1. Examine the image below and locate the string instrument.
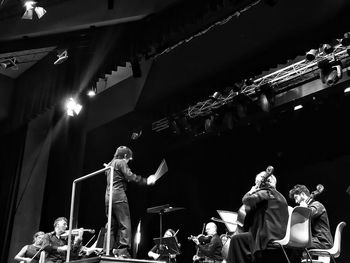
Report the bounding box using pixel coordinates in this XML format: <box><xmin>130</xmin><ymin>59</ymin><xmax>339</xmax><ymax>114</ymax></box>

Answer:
<box><xmin>60</xmin><ymin>228</ymin><xmax>95</xmax><ymax>237</ymax></box>
<box><xmin>236</xmin><ymin>166</ymin><xmax>274</xmax><ymax>232</ymax></box>
<box><xmin>308</xmin><ymin>184</ymin><xmax>324</xmax><ymax>203</ymax></box>
<box><xmin>188</xmin><ymin>234</ymin><xmax>212</xmax><ymax>244</ymax></box>
<box><xmin>190</xmin><ymin>223</ymin><xmax>205</xmax><ymax>262</ymax></box>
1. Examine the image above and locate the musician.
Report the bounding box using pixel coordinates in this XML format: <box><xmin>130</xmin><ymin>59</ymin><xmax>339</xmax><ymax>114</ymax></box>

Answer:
<box><xmin>191</xmin><ymin>222</ymin><xmax>223</xmax><ymax>262</ymax></box>
<box><xmin>148</xmin><ymin>228</ymin><xmax>180</xmax><ymax>263</ymax></box>
<box><xmin>289</xmin><ymin>184</ymin><xmax>333</xmax><ymax>249</ymax></box>
<box><xmin>41</xmin><ymin>217</ymin><xmax>84</xmax><ymax>263</ymax></box>
<box><xmin>14</xmin><ymin>231</ymin><xmax>45</xmax><ymax>263</ymax></box>
<box><xmin>105</xmin><ymin>146</ymin><xmax>156</xmax><ymax>258</ymax></box>
<box><xmin>227</xmin><ymin>171</ymin><xmax>289</xmax><ymax>263</ymax></box>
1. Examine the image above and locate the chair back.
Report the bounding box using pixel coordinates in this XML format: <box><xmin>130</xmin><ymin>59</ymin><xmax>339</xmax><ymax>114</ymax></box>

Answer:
<box><xmin>328</xmin><ymin>221</ymin><xmax>346</xmax><ymax>258</ymax></box>
<box><xmin>288</xmin><ymin>206</ymin><xmax>312</xmax><ymax>248</ymax></box>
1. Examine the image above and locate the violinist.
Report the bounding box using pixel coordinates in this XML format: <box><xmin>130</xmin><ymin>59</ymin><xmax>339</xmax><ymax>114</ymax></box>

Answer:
<box><xmin>41</xmin><ymin>217</ymin><xmax>84</xmax><ymax>263</ymax></box>
<box><xmin>289</xmin><ymin>184</ymin><xmax>333</xmax><ymax>249</ymax></box>
<box><xmin>227</xmin><ymin>170</ymin><xmax>288</xmax><ymax>263</ymax></box>
<box><xmin>148</xmin><ymin>229</ymin><xmax>180</xmax><ymax>263</ymax></box>
<box><xmin>190</xmin><ymin>222</ymin><xmax>223</xmax><ymax>262</ymax></box>
<box><xmin>14</xmin><ymin>231</ymin><xmax>45</xmax><ymax>263</ymax></box>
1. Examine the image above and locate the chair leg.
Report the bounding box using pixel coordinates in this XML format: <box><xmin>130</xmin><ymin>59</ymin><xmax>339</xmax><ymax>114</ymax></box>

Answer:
<box><xmin>304</xmin><ymin>249</ymin><xmax>313</xmax><ymax>263</ymax></box>
<box><xmin>278</xmin><ymin>244</ymin><xmax>290</xmax><ymax>263</ymax></box>
<box><xmin>330</xmin><ymin>255</ymin><xmax>337</xmax><ymax>263</ymax></box>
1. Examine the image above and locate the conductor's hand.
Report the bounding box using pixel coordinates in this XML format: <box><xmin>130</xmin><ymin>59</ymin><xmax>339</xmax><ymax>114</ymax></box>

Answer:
<box><xmin>147</xmin><ymin>174</ymin><xmax>156</xmax><ymax>185</ymax></box>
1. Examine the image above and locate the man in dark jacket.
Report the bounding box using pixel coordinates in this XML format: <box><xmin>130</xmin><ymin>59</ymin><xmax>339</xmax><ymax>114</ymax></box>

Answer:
<box><xmin>105</xmin><ymin>146</ymin><xmax>156</xmax><ymax>258</ymax></box>
<box><xmin>192</xmin><ymin>222</ymin><xmax>223</xmax><ymax>263</ymax></box>
<box><xmin>289</xmin><ymin>184</ymin><xmax>333</xmax><ymax>249</ymax></box>
<box><xmin>227</xmin><ymin>171</ymin><xmax>289</xmax><ymax>263</ymax></box>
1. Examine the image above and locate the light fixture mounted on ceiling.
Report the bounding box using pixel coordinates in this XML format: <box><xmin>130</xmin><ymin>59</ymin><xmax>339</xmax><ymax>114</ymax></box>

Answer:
<box><xmin>54</xmin><ymin>50</ymin><xmax>68</xmax><ymax>65</ymax></box>
<box><xmin>0</xmin><ymin>57</ymin><xmax>18</xmax><ymax>70</ymax></box>
<box><xmin>22</xmin><ymin>1</ymin><xmax>46</xmax><ymax>20</ymax></box>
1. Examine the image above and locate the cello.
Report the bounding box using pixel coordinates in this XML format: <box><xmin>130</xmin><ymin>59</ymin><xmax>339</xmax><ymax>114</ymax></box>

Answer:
<box><xmin>236</xmin><ymin>166</ymin><xmax>274</xmax><ymax>232</ymax></box>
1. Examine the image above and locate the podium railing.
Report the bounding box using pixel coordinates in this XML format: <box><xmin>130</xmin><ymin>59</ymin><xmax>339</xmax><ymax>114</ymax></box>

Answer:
<box><xmin>66</xmin><ymin>165</ymin><xmax>114</xmax><ymax>262</ymax></box>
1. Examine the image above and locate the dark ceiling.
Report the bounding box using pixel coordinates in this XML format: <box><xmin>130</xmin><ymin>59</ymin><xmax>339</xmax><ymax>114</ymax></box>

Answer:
<box><xmin>1</xmin><ymin>0</ymin><xmax>350</xmax><ymax>128</ymax></box>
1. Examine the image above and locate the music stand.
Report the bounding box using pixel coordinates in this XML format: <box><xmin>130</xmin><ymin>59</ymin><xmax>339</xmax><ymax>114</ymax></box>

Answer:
<box><xmin>147</xmin><ymin>204</ymin><xmax>184</xmax><ymax>251</ymax></box>
<box><xmin>153</xmin><ymin>236</ymin><xmax>180</xmax><ymax>256</ymax></box>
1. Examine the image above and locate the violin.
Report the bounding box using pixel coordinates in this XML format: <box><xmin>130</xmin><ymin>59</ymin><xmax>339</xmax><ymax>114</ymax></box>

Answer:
<box><xmin>60</xmin><ymin>228</ymin><xmax>95</xmax><ymax>237</ymax></box>
<box><xmin>188</xmin><ymin>234</ymin><xmax>212</xmax><ymax>244</ymax></box>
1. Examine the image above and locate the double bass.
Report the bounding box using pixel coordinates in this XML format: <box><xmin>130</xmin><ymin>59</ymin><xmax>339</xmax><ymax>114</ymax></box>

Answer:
<box><xmin>236</xmin><ymin>166</ymin><xmax>274</xmax><ymax>232</ymax></box>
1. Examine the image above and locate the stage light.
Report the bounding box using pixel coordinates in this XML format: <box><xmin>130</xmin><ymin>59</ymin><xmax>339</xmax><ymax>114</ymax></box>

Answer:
<box><xmin>255</xmin><ymin>83</ymin><xmax>275</xmax><ymax>112</ymax></box>
<box><xmin>87</xmin><ymin>89</ymin><xmax>96</xmax><ymax>97</ymax></box>
<box><xmin>210</xmin><ymin>91</ymin><xmax>221</xmax><ymax>100</ymax></box>
<box><xmin>54</xmin><ymin>50</ymin><xmax>68</xmax><ymax>65</ymax></box>
<box><xmin>65</xmin><ymin>98</ymin><xmax>82</xmax><ymax>116</ymax></box>
<box><xmin>131</xmin><ymin>129</ymin><xmax>142</xmax><ymax>140</ymax></box>
<box><xmin>294</xmin><ymin>104</ymin><xmax>303</xmax><ymax>111</ymax></box>
<box><xmin>322</xmin><ymin>44</ymin><xmax>334</xmax><ymax>54</ymax></box>
<box><xmin>318</xmin><ymin>59</ymin><xmax>342</xmax><ymax>86</ymax></box>
<box><xmin>341</xmin><ymin>32</ymin><xmax>350</xmax><ymax>46</ymax></box>
<box><xmin>0</xmin><ymin>57</ymin><xmax>18</xmax><ymax>70</ymax></box>
<box><xmin>305</xmin><ymin>49</ymin><xmax>318</xmax><ymax>61</ymax></box>
<box><xmin>22</xmin><ymin>1</ymin><xmax>46</xmax><ymax>20</ymax></box>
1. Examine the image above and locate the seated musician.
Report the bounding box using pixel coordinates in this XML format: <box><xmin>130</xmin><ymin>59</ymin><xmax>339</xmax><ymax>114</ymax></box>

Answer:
<box><xmin>148</xmin><ymin>229</ymin><xmax>180</xmax><ymax>263</ymax></box>
<box><xmin>289</xmin><ymin>184</ymin><xmax>333</xmax><ymax>249</ymax></box>
<box><xmin>227</xmin><ymin>171</ymin><xmax>289</xmax><ymax>263</ymax></box>
<box><xmin>191</xmin><ymin>222</ymin><xmax>223</xmax><ymax>263</ymax></box>
<box><xmin>14</xmin><ymin>231</ymin><xmax>45</xmax><ymax>263</ymax></box>
<box><xmin>41</xmin><ymin>217</ymin><xmax>84</xmax><ymax>263</ymax></box>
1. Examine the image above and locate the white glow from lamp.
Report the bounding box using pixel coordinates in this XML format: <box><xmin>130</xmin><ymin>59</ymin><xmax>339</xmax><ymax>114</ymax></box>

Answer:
<box><xmin>87</xmin><ymin>89</ymin><xmax>96</xmax><ymax>97</ymax></box>
<box><xmin>65</xmin><ymin>98</ymin><xmax>82</xmax><ymax>116</ymax></box>
<box><xmin>22</xmin><ymin>1</ymin><xmax>46</xmax><ymax>20</ymax></box>
<box><xmin>344</xmin><ymin>87</ymin><xmax>350</xmax><ymax>94</ymax></box>
<box><xmin>294</xmin><ymin>104</ymin><xmax>303</xmax><ymax>111</ymax></box>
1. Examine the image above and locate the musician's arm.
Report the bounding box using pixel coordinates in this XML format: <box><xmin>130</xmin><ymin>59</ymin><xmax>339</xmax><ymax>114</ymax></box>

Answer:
<box><xmin>242</xmin><ymin>189</ymin><xmax>272</xmax><ymax>207</ymax></box>
<box><xmin>308</xmin><ymin>201</ymin><xmax>325</xmax><ymax>218</ymax></box>
<box><xmin>14</xmin><ymin>245</ymin><xmax>31</xmax><ymax>263</ymax></box>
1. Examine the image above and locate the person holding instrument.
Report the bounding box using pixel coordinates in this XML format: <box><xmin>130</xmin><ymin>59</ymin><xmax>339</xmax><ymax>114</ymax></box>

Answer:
<box><xmin>105</xmin><ymin>146</ymin><xmax>156</xmax><ymax>258</ymax></box>
<box><xmin>148</xmin><ymin>229</ymin><xmax>180</xmax><ymax>263</ymax></box>
<box><xmin>14</xmin><ymin>231</ymin><xmax>45</xmax><ymax>263</ymax></box>
<box><xmin>41</xmin><ymin>217</ymin><xmax>84</xmax><ymax>263</ymax></box>
<box><xmin>289</xmin><ymin>184</ymin><xmax>333</xmax><ymax>249</ymax></box>
<box><xmin>190</xmin><ymin>222</ymin><xmax>223</xmax><ymax>262</ymax></box>
<box><xmin>227</xmin><ymin>169</ymin><xmax>289</xmax><ymax>263</ymax></box>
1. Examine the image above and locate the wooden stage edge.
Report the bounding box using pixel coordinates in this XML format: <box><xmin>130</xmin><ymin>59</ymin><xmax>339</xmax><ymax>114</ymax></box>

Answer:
<box><xmin>68</xmin><ymin>255</ymin><xmax>165</xmax><ymax>263</ymax></box>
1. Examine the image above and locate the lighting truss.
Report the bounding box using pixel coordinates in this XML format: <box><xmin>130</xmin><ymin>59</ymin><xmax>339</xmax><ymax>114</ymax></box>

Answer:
<box><xmin>185</xmin><ymin>44</ymin><xmax>350</xmax><ymax>118</ymax></box>
<box><xmin>152</xmin><ymin>42</ymin><xmax>350</xmax><ymax>130</ymax></box>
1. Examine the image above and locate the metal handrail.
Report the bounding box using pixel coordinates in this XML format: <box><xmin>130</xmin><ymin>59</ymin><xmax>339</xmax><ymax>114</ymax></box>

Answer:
<box><xmin>66</xmin><ymin>165</ymin><xmax>114</xmax><ymax>262</ymax></box>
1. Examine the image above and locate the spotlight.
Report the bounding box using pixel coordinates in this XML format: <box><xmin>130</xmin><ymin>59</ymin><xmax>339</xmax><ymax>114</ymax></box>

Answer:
<box><xmin>210</xmin><ymin>91</ymin><xmax>221</xmax><ymax>101</ymax></box>
<box><xmin>0</xmin><ymin>57</ymin><xmax>18</xmax><ymax>70</ymax></box>
<box><xmin>22</xmin><ymin>1</ymin><xmax>46</xmax><ymax>20</ymax></box>
<box><xmin>341</xmin><ymin>32</ymin><xmax>350</xmax><ymax>46</ymax></box>
<box><xmin>65</xmin><ymin>98</ymin><xmax>82</xmax><ymax>116</ymax></box>
<box><xmin>87</xmin><ymin>85</ymin><xmax>97</xmax><ymax>97</ymax></box>
<box><xmin>322</xmin><ymin>44</ymin><xmax>334</xmax><ymax>54</ymax></box>
<box><xmin>255</xmin><ymin>83</ymin><xmax>275</xmax><ymax>112</ymax></box>
<box><xmin>131</xmin><ymin>129</ymin><xmax>142</xmax><ymax>140</ymax></box>
<box><xmin>294</xmin><ymin>104</ymin><xmax>303</xmax><ymax>111</ymax></box>
<box><xmin>54</xmin><ymin>50</ymin><xmax>68</xmax><ymax>65</ymax></box>
<box><xmin>318</xmin><ymin>59</ymin><xmax>342</xmax><ymax>86</ymax></box>
<box><xmin>305</xmin><ymin>49</ymin><xmax>318</xmax><ymax>61</ymax></box>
